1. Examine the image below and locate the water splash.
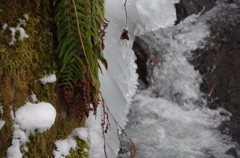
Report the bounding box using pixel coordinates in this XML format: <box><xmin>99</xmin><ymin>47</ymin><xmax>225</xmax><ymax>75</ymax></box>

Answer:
<box><xmin>119</xmin><ymin>3</ymin><xmax>239</xmax><ymax>158</ymax></box>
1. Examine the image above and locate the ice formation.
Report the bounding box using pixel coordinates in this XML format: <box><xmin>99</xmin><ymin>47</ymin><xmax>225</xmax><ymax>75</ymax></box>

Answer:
<box><xmin>86</xmin><ymin>0</ymin><xmax>179</xmax><ymax>157</ymax></box>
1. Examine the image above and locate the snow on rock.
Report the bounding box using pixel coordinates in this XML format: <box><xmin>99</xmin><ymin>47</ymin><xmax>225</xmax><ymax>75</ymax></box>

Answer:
<box><xmin>55</xmin><ymin>139</ymin><xmax>77</xmax><ymax>157</ymax></box>
<box><xmin>86</xmin><ymin>0</ymin><xmax>179</xmax><ymax>157</ymax></box>
<box><xmin>72</xmin><ymin>128</ymin><xmax>89</xmax><ymax>141</ymax></box>
<box><xmin>12</xmin><ymin>124</ymin><xmax>29</xmax><ymax>144</ymax></box>
<box><xmin>5</xmin><ymin>14</ymin><xmax>30</xmax><ymax>45</ymax></box>
<box><xmin>15</xmin><ymin>26</ymin><xmax>29</xmax><ymax>40</ymax></box>
<box><xmin>134</xmin><ymin>0</ymin><xmax>179</xmax><ymax>33</ymax></box>
<box><xmin>0</xmin><ymin>106</ymin><xmax>4</xmax><ymax>130</ymax></box>
<box><xmin>8</xmin><ymin>101</ymin><xmax>56</xmax><ymax>157</ymax></box>
<box><xmin>0</xmin><ymin>119</ymin><xmax>5</xmax><ymax>130</ymax></box>
<box><xmin>23</xmin><ymin>14</ymin><xmax>29</xmax><ymax>21</ymax></box>
<box><xmin>7</xmin><ymin>139</ymin><xmax>22</xmax><ymax>158</ymax></box>
<box><xmin>9</xmin><ymin>27</ymin><xmax>17</xmax><ymax>46</ymax></box>
<box><xmin>53</xmin><ymin>127</ymin><xmax>89</xmax><ymax>158</ymax></box>
<box><xmin>8</xmin><ymin>26</ymin><xmax>29</xmax><ymax>45</ymax></box>
<box><xmin>39</xmin><ymin>73</ymin><xmax>57</xmax><ymax>84</ymax></box>
<box><xmin>15</xmin><ymin>102</ymin><xmax>56</xmax><ymax>133</ymax></box>
<box><xmin>30</xmin><ymin>92</ymin><xmax>38</xmax><ymax>103</ymax></box>
<box><xmin>2</xmin><ymin>23</ymin><xmax>8</xmax><ymax>30</ymax></box>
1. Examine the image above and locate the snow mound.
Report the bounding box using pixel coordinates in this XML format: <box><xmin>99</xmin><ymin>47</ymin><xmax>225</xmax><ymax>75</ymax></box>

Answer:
<box><xmin>15</xmin><ymin>102</ymin><xmax>56</xmax><ymax>133</ymax></box>
<box><xmin>8</xmin><ymin>101</ymin><xmax>56</xmax><ymax>157</ymax></box>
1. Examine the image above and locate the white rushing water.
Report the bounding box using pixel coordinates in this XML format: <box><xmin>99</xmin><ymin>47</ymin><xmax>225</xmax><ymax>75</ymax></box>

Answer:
<box><xmin>118</xmin><ymin>3</ymin><xmax>240</xmax><ymax>158</ymax></box>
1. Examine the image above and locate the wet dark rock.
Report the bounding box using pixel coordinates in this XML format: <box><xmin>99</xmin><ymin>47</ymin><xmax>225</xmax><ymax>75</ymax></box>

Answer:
<box><xmin>226</xmin><ymin>147</ymin><xmax>238</xmax><ymax>157</ymax></box>
<box><xmin>191</xmin><ymin>11</ymin><xmax>240</xmax><ymax>145</ymax></box>
<box><xmin>175</xmin><ymin>0</ymin><xmax>216</xmax><ymax>24</ymax></box>
<box><xmin>224</xmin><ymin>0</ymin><xmax>238</xmax><ymax>4</ymax></box>
<box><xmin>133</xmin><ymin>37</ymin><xmax>150</xmax><ymax>89</ymax></box>
<box><xmin>133</xmin><ymin>37</ymin><xmax>164</xmax><ymax>90</ymax></box>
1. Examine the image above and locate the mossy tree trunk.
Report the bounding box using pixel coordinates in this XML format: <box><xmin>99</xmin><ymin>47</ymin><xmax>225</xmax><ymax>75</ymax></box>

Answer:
<box><xmin>0</xmin><ymin>0</ymin><xmax>104</xmax><ymax>157</ymax></box>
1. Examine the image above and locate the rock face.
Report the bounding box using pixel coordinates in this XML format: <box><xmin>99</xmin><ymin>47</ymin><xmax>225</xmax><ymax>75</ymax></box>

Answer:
<box><xmin>192</xmin><ymin>8</ymin><xmax>240</xmax><ymax>146</ymax></box>
<box><xmin>134</xmin><ymin>0</ymin><xmax>220</xmax><ymax>86</ymax></box>
<box><xmin>133</xmin><ymin>39</ymin><xmax>150</xmax><ymax>89</ymax></box>
<box><xmin>175</xmin><ymin>0</ymin><xmax>216</xmax><ymax>24</ymax></box>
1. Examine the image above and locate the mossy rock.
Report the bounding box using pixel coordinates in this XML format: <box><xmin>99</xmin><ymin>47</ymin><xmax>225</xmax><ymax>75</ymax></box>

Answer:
<box><xmin>0</xmin><ymin>0</ymin><xmax>93</xmax><ymax>157</ymax></box>
<box><xmin>67</xmin><ymin>137</ymin><xmax>90</xmax><ymax>158</ymax></box>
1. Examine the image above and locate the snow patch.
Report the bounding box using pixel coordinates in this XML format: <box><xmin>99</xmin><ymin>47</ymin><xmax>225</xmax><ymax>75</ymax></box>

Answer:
<box><xmin>53</xmin><ymin>127</ymin><xmax>89</xmax><ymax>157</ymax></box>
<box><xmin>2</xmin><ymin>23</ymin><xmax>8</xmax><ymax>30</ymax></box>
<box><xmin>135</xmin><ymin>0</ymin><xmax>178</xmax><ymax>33</ymax></box>
<box><xmin>15</xmin><ymin>27</ymin><xmax>29</xmax><ymax>40</ymax></box>
<box><xmin>23</xmin><ymin>14</ymin><xmax>29</xmax><ymax>21</ymax></box>
<box><xmin>12</xmin><ymin>124</ymin><xmax>29</xmax><ymax>145</ymax></box>
<box><xmin>7</xmin><ymin>101</ymin><xmax>56</xmax><ymax>157</ymax></box>
<box><xmin>0</xmin><ymin>119</ymin><xmax>5</xmax><ymax>130</ymax></box>
<box><xmin>72</xmin><ymin>128</ymin><xmax>89</xmax><ymax>141</ymax></box>
<box><xmin>9</xmin><ymin>27</ymin><xmax>17</xmax><ymax>46</ymax></box>
<box><xmin>8</xmin><ymin>26</ymin><xmax>29</xmax><ymax>45</ymax></box>
<box><xmin>0</xmin><ymin>106</ymin><xmax>5</xmax><ymax>130</ymax></box>
<box><xmin>30</xmin><ymin>92</ymin><xmax>38</xmax><ymax>103</ymax></box>
<box><xmin>15</xmin><ymin>102</ymin><xmax>56</xmax><ymax>133</ymax></box>
<box><xmin>7</xmin><ymin>139</ymin><xmax>22</xmax><ymax>158</ymax></box>
<box><xmin>55</xmin><ymin>139</ymin><xmax>77</xmax><ymax>157</ymax></box>
<box><xmin>39</xmin><ymin>73</ymin><xmax>57</xmax><ymax>84</ymax></box>
<box><xmin>4</xmin><ymin>14</ymin><xmax>30</xmax><ymax>45</ymax></box>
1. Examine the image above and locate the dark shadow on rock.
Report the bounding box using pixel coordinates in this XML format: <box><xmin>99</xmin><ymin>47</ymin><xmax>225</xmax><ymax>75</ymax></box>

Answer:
<box><xmin>133</xmin><ymin>40</ymin><xmax>150</xmax><ymax>89</ymax></box>
<box><xmin>175</xmin><ymin>0</ymin><xmax>216</xmax><ymax>24</ymax></box>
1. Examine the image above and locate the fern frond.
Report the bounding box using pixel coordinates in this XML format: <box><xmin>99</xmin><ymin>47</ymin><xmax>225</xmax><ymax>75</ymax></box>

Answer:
<box><xmin>55</xmin><ymin>0</ymin><xmax>107</xmax><ymax>115</ymax></box>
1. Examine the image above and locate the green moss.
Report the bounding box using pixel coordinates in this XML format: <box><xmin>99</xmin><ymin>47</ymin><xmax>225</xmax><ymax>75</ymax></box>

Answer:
<box><xmin>67</xmin><ymin>137</ymin><xmax>90</xmax><ymax>158</ymax></box>
<box><xmin>0</xmin><ymin>0</ymin><xmax>55</xmax><ymax>100</ymax></box>
<box><xmin>0</xmin><ymin>0</ymin><xmax>105</xmax><ymax>157</ymax></box>
<box><xmin>0</xmin><ymin>44</ymin><xmax>6</xmax><ymax>53</ymax></box>
<box><xmin>25</xmin><ymin>133</ymin><xmax>51</xmax><ymax>158</ymax></box>
<box><xmin>0</xmin><ymin>0</ymin><xmax>59</xmax><ymax>157</ymax></box>
<box><xmin>0</xmin><ymin>102</ymin><xmax>13</xmax><ymax>157</ymax></box>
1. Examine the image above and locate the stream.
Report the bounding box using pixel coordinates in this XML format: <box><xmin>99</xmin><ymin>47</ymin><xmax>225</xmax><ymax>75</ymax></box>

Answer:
<box><xmin>118</xmin><ymin>3</ymin><xmax>240</xmax><ymax>158</ymax></box>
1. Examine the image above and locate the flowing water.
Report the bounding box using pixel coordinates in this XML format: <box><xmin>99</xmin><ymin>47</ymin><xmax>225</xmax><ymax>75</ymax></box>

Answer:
<box><xmin>118</xmin><ymin>3</ymin><xmax>240</xmax><ymax>158</ymax></box>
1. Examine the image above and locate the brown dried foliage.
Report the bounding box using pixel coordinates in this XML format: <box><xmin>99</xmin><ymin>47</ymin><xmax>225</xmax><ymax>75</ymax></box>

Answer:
<box><xmin>98</xmin><ymin>1</ymin><xmax>136</xmax><ymax>157</ymax></box>
<box><xmin>62</xmin><ymin>72</ymin><xmax>99</xmax><ymax>120</ymax></box>
<box><xmin>100</xmin><ymin>94</ymin><xmax>136</xmax><ymax>158</ymax></box>
<box><xmin>120</xmin><ymin>28</ymin><xmax>130</xmax><ymax>41</ymax></box>
<box><xmin>100</xmin><ymin>18</ymin><xmax>110</xmax><ymax>51</ymax></box>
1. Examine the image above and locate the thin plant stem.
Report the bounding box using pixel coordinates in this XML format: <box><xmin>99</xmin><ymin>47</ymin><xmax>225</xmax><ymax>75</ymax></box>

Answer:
<box><xmin>124</xmin><ymin>0</ymin><xmax>128</xmax><ymax>28</ymax></box>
